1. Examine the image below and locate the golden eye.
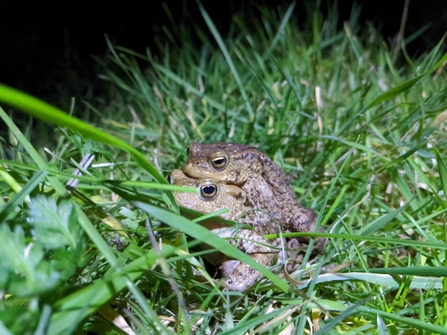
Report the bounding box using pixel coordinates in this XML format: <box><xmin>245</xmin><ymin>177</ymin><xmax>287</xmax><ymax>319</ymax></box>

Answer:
<box><xmin>200</xmin><ymin>184</ymin><xmax>218</xmax><ymax>199</ymax></box>
<box><xmin>211</xmin><ymin>156</ymin><xmax>227</xmax><ymax>169</ymax></box>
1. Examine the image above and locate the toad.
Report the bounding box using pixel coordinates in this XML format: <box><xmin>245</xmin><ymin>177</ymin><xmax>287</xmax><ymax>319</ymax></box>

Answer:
<box><xmin>183</xmin><ymin>142</ymin><xmax>325</xmax><ymax>251</ymax></box>
<box><xmin>168</xmin><ymin>169</ymin><xmax>282</xmax><ymax>291</ymax></box>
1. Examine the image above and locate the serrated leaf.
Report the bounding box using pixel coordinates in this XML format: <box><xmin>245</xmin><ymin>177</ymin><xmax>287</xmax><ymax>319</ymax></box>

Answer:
<box><xmin>48</xmin><ymin>245</ymin><xmax>176</xmax><ymax>335</ymax></box>
<box><xmin>0</xmin><ymin>224</ymin><xmax>60</xmax><ymax>296</ymax></box>
<box><xmin>28</xmin><ymin>196</ymin><xmax>80</xmax><ymax>250</ymax></box>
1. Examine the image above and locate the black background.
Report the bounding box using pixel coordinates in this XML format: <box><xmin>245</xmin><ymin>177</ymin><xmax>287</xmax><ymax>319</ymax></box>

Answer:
<box><xmin>1</xmin><ymin>0</ymin><xmax>446</xmax><ymax>100</ymax></box>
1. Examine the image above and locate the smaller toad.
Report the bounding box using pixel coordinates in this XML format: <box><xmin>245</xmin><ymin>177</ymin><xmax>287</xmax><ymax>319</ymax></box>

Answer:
<box><xmin>168</xmin><ymin>169</ymin><xmax>280</xmax><ymax>291</ymax></box>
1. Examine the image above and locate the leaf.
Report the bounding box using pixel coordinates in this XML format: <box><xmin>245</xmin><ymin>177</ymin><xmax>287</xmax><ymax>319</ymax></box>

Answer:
<box><xmin>358</xmin><ymin>306</ymin><xmax>447</xmax><ymax>334</ymax></box>
<box><xmin>0</xmin><ymin>86</ymin><xmax>170</xmax><ymax>193</ymax></box>
<box><xmin>48</xmin><ymin>245</ymin><xmax>176</xmax><ymax>335</ymax></box>
<box><xmin>365</xmin><ymin>53</ymin><xmax>447</xmax><ymax>111</ymax></box>
<box><xmin>0</xmin><ymin>106</ymin><xmax>120</xmax><ymax>272</ymax></box>
<box><xmin>315</xmin><ymin>301</ymin><xmax>364</xmax><ymax>335</ymax></box>
<box><xmin>433</xmin><ymin>146</ymin><xmax>447</xmax><ymax>202</ymax></box>
<box><xmin>219</xmin><ymin>306</ymin><xmax>291</xmax><ymax>335</ymax></box>
<box><xmin>336</xmin><ymin>52</ymin><xmax>447</xmax><ymax>135</ymax></box>
<box><xmin>377</xmin><ymin>315</ymin><xmax>389</xmax><ymax>335</ymax></box>
<box><xmin>29</xmin><ymin>196</ymin><xmax>80</xmax><ymax>250</ymax></box>
<box><xmin>198</xmin><ymin>1</ymin><xmax>254</xmax><ymax>121</ymax></box>
<box><xmin>359</xmin><ymin>202</ymin><xmax>409</xmax><ymax>236</ymax></box>
<box><xmin>0</xmin><ymin>224</ymin><xmax>60</xmax><ymax>296</ymax></box>
<box><xmin>0</xmin><ymin>170</ymin><xmax>48</xmax><ymax>222</ymax></box>
<box><xmin>264</xmin><ymin>2</ymin><xmax>296</xmax><ymax>58</ymax></box>
<box><xmin>377</xmin><ymin>139</ymin><xmax>428</xmax><ymax>172</ymax></box>
<box><xmin>294</xmin><ymin>272</ymin><xmax>443</xmax><ymax>290</ymax></box>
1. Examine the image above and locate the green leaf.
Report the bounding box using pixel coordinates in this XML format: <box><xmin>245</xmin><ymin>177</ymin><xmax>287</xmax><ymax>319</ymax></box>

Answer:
<box><xmin>365</xmin><ymin>53</ymin><xmax>447</xmax><ymax>111</ymax></box>
<box><xmin>29</xmin><ymin>196</ymin><xmax>81</xmax><ymax>250</ymax></box>
<box><xmin>377</xmin><ymin>139</ymin><xmax>428</xmax><ymax>172</ymax></box>
<box><xmin>315</xmin><ymin>301</ymin><xmax>363</xmax><ymax>335</ymax></box>
<box><xmin>264</xmin><ymin>2</ymin><xmax>296</xmax><ymax>58</ymax></box>
<box><xmin>219</xmin><ymin>306</ymin><xmax>291</xmax><ymax>335</ymax></box>
<box><xmin>0</xmin><ymin>169</ymin><xmax>47</xmax><ymax>222</ymax></box>
<box><xmin>48</xmin><ymin>245</ymin><xmax>176</xmax><ymax>335</ymax></box>
<box><xmin>359</xmin><ymin>202</ymin><xmax>409</xmax><ymax>236</ymax></box>
<box><xmin>295</xmin><ymin>272</ymin><xmax>442</xmax><ymax>290</ymax></box>
<box><xmin>0</xmin><ymin>86</ymin><xmax>170</xmax><ymax>191</ymax></box>
<box><xmin>198</xmin><ymin>1</ymin><xmax>255</xmax><ymax>121</ymax></box>
<box><xmin>433</xmin><ymin>146</ymin><xmax>447</xmax><ymax>203</ymax></box>
<box><xmin>0</xmin><ymin>224</ymin><xmax>59</xmax><ymax>296</ymax></box>
<box><xmin>336</xmin><ymin>52</ymin><xmax>447</xmax><ymax>135</ymax></box>
<box><xmin>274</xmin><ymin>227</ymin><xmax>447</xmax><ymax>250</ymax></box>
<box><xmin>0</xmin><ymin>107</ymin><xmax>120</xmax><ymax>275</ymax></box>
<box><xmin>358</xmin><ymin>306</ymin><xmax>447</xmax><ymax>334</ymax></box>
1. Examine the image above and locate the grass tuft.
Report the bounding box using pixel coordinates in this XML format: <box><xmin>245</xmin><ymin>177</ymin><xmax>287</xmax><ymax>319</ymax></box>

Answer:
<box><xmin>0</xmin><ymin>1</ymin><xmax>447</xmax><ymax>334</ymax></box>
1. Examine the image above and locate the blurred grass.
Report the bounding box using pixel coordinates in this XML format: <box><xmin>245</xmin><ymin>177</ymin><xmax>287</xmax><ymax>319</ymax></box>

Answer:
<box><xmin>1</xmin><ymin>1</ymin><xmax>447</xmax><ymax>334</ymax></box>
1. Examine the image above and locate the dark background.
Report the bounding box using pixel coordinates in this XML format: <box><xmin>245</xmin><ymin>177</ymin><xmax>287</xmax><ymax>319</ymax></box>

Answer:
<box><xmin>1</xmin><ymin>0</ymin><xmax>446</xmax><ymax>101</ymax></box>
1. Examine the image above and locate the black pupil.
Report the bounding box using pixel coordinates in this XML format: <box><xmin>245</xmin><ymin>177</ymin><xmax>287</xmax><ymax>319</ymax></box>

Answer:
<box><xmin>214</xmin><ymin>158</ymin><xmax>225</xmax><ymax>165</ymax></box>
<box><xmin>166</xmin><ymin>174</ymin><xmax>172</xmax><ymax>184</ymax></box>
<box><xmin>186</xmin><ymin>147</ymin><xmax>190</xmax><ymax>156</ymax></box>
<box><xmin>202</xmin><ymin>185</ymin><xmax>216</xmax><ymax>195</ymax></box>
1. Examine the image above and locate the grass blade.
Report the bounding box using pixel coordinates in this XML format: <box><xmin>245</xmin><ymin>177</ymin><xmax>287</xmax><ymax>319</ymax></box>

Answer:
<box><xmin>197</xmin><ymin>1</ymin><xmax>255</xmax><ymax>122</ymax></box>
<box><xmin>0</xmin><ymin>85</ymin><xmax>169</xmax><ymax>188</ymax></box>
<box><xmin>0</xmin><ymin>170</ymin><xmax>47</xmax><ymax>222</ymax></box>
<box><xmin>135</xmin><ymin>202</ymin><xmax>289</xmax><ymax>292</ymax></box>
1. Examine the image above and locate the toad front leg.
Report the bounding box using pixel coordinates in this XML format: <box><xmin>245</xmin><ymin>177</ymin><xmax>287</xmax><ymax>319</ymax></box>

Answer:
<box><xmin>220</xmin><ymin>229</ymin><xmax>279</xmax><ymax>291</ymax></box>
<box><xmin>284</xmin><ymin>202</ymin><xmax>327</xmax><ymax>253</ymax></box>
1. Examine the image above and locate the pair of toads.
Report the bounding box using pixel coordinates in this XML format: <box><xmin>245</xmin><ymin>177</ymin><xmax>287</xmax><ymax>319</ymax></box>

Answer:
<box><xmin>168</xmin><ymin>142</ymin><xmax>325</xmax><ymax>291</ymax></box>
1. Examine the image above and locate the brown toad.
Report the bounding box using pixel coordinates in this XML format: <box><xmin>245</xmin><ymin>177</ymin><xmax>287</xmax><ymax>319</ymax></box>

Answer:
<box><xmin>168</xmin><ymin>169</ymin><xmax>282</xmax><ymax>291</ymax></box>
<box><xmin>183</xmin><ymin>142</ymin><xmax>325</xmax><ymax>250</ymax></box>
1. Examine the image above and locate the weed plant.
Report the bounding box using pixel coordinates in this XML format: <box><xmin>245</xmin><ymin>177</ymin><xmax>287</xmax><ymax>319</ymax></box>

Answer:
<box><xmin>0</xmin><ymin>2</ymin><xmax>447</xmax><ymax>334</ymax></box>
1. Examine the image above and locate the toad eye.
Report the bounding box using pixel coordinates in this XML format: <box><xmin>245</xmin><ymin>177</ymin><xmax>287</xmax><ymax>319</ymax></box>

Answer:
<box><xmin>166</xmin><ymin>174</ymin><xmax>173</xmax><ymax>184</ymax></box>
<box><xmin>200</xmin><ymin>184</ymin><xmax>218</xmax><ymax>199</ymax></box>
<box><xmin>211</xmin><ymin>156</ymin><xmax>227</xmax><ymax>169</ymax></box>
<box><xmin>186</xmin><ymin>146</ymin><xmax>190</xmax><ymax>156</ymax></box>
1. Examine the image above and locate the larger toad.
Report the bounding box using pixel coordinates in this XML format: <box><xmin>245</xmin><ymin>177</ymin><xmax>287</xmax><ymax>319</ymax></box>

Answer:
<box><xmin>168</xmin><ymin>169</ymin><xmax>281</xmax><ymax>291</ymax></box>
<box><xmin>183</xmin><ymin>142</ymin><xmax>325</xmax><ymax>250</ymax></box>
<box><xmin>184</xmin><ymin>142</ymin><xmax>296</xmax><ymax>200</ymax></box>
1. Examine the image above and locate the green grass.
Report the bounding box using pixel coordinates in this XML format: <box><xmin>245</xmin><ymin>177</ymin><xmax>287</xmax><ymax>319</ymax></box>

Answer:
<box><xmin>1</xmin><ymin>2</ymin><xmax>447</xmax><ymax>334</ymax></box>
